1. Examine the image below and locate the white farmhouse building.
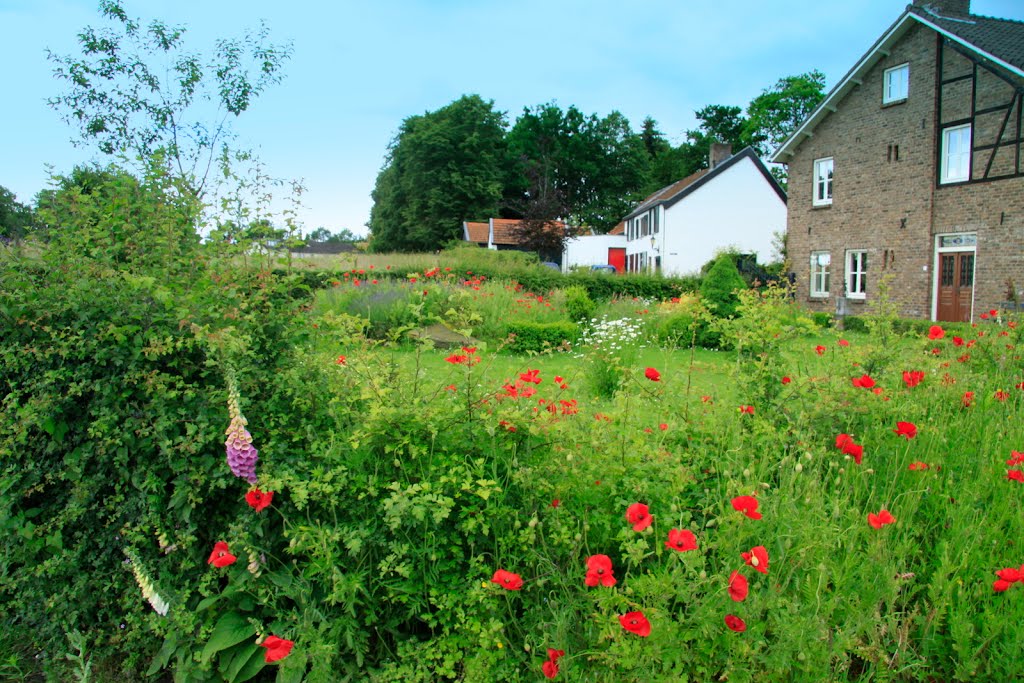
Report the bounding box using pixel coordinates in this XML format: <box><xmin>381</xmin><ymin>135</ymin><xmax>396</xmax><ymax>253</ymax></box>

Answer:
<box><xmin>623</xmin><ymin>145</ymin><xmax>787</xmax><ymax>276</ymax></box>
<box><xmin>561</xmin><ymin>222</ymin><xmax>626</xmax><ymax>273</ymax></box>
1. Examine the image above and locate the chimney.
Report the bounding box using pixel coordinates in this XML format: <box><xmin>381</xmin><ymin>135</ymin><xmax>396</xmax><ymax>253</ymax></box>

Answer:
<box><xmin>911</xmin><ymin>0</ymin><xmax>971</xmax><ymax>16</ymax></box>
<box><xmin>709</xmin><ymin>142</ymin><xmax>732</xmax><ymax>170</ymax></box>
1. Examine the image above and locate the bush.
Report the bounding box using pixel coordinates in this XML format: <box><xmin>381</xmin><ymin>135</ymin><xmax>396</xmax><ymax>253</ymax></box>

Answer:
<box><xmin>811</xmin><ymin>311</ymin><xmax>834</xmax><ymax>328</ymax></box>
<box><xmin>700</xmin><ymin>255</ymin><xmax>747</xmax><ymax>318</ymax></box>
<box><xmin>842</xmin><ymin>315</ymin><xmax>868</xmax><ymax>333</ymax></box>
<box><xmin>563</xmin><ymin>285</ymin><xmax>596</xmax><ymax>322</ymax></box>
<box><xmin>504</xmin><ymin>321</ymin><xmax>579</xmax><ymax>353</ymax></box>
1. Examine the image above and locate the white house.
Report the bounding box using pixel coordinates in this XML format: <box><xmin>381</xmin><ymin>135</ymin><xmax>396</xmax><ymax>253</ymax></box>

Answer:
<box><xmin>561</xmin><ymin>222</ymin><xmax>626</xmax><ymax>273</ymax></box>
<box><xmin>623</xmin><ymin>145</ymin><xmax>787</xmax><ymax>276</ymax></box>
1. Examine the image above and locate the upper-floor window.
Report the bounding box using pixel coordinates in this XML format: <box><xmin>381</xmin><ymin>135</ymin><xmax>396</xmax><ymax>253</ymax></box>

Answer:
<box><xmin>883</xmin><ymin>64</ymin><xmax>909</xmax><ymax>104</ymax></box>
<box><xmin>810</xmin><ymin>251</ymin><xmax>831</xmax><ymax>298</ymax></box>
<box><xmin>941</xmin><ymin>124</ymin><xmax>972</xmax><ymax>184</ymax></box>
<box><xmin>846</xmin><ymin>250</ymin><xmax>867</xmax><ymax>299</ymax></box>
<box><xmin>813</xmin><ymin>157</ymin><xmax>833</xmax><ymax>206</ymax></box>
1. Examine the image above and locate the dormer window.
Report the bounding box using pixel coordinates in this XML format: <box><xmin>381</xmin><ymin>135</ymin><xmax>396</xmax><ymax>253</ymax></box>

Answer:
<box><xmin>883</xmin><ymin>64</ymin><xmax>909</xmax><ymax>104</ymax></box>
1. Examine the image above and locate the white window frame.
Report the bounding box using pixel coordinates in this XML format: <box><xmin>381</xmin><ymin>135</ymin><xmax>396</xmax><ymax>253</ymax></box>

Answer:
<box><xmin>813</xmin><ymin>157</ymin><xmax>833</xmax><ymax>207</ymax></box>
<box><xmin>940</xmin><ymin>124</ymin><xmax>971</xmax><ymax>184</ymax></box>
<box><xmin>883</xmin><ymin>64</ymin><xmax>909</xmax><ymax>104</ymax></box>
<box><xmin>810</xmin><ymin>251</ymin><xmax>831</xmax><ymax>298</ymax></box>
<box><xmin>846</xmin><ymin>250</ymin><xmax>867</xmax><ymax>299</ymax></box>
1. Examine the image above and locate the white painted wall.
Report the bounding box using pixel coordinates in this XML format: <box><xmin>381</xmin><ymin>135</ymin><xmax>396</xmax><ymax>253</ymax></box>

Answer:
<box><xmin>626</xmin><ymin>157</ymin><xmax>786</xmax><ymax>276</ymax></box>
<box><xmin>562</xmin><ymin>234</ymin><xmax>626</xmax><ymax>272</ymax></box>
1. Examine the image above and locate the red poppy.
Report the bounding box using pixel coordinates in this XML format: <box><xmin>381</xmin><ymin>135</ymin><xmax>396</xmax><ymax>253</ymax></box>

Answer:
<box><xmin>491</xmin><ymin>569</ymin><xmax>523</xmax><ymax>591</ymax></box>
<box><xmin>952</xmin><ymin>336</ymin><xmax>965</xmax><ymax>347</ymax></box>
<box><xmin>245</xmin><ymin>488</ymin><xmax>274</xmax><ymax>513</ymax></box>
<box><xmin>658</xmin><ymin>422</ymin><xmax>668</xmax><ymax>431</ymax></box>
<box><xmin>554</xmin><ymin>375</ymin><xmax>564</xmax><ymax>384</ymax></box>
<box><xmin>838</xmin><ymin>339</ymin><xmax>850</xmax><ymax>347</ymax></box>
<box><xmin>851</xmin><ymin>374</ymin><xmax>876</xmax><ymax>389</ymax></box>
<box><xmin>994</xmin><ymin>579</ymin><xmax>1013</xmax><ymax>592</ymax></box>
<box><xmin>739</xmin><ymin>405</ymin><xmax>755</xmax><ymax>415</ymax></box>
<box><xmin>742</xmin><ymin>546</ymin><xmax>769</xmax><ymax>574</ymax></box>
<box><xmin>618</xmin><ymin>611</ymin><xmax>651</xmax><ymax>637</ymax></box>
<box><xmin>644</xmin><ymin>367</ymin><xmax>661</xmax><ymax>382</ymax></box>
<box><xmin>1007</xmin><ymin>469</ymin><xmax>1024</xmax><ymax>483</ymax></box>
<box><xmin>867</xmin><ymin>509</ymin><xmax>896</xmax><ymax>529</ymax></box>
<box><xmin>995</xmin><ymin>390</ymin><xmax>1009</xmax><ymax>402</ymax></box>
<box><xmin>814</xmin><ymin>345</ymin><xmax>826</xmax><ymax>356</ymax></box>
<box><xmin>724</xmin><ymin>615</ymin><xmax>747</xmax><ymax>632</ymax></box>
<box><xmin>990</xmin><ymin>308</ymin><xmax>998</xmax><ymax>317</ymax></box>
<box><xmin>894</xmin><ymin>421</ymin><xmax>917</xmax><ymax>439</ymax></box>
<box><xmin>665</xmin><ymin>528</ymin><xmax>698</xmax><ymax>552</ymax></box>
<box><xmin>208</xmin><ymin>541</ymin><xmax>237</xmax><ymax>568</ymax></box>
<box><xmin>903</xmin><ymin>370</ymin><xmax>924</xmax><ymax>388</ymax></box>
<box><xmin>928</xmin><ymin>325</ymin><xmax>945</xmax><ymax>340</ymax></box>
<box><xmin>520</xmin><ymin>369</ymin><xmax>542</xmax><ymax>384</ymax></box>
<box><xmin>445</xmin><ymin>384</ymin><xmax>457</xmax><ymax>392</ymax></box>
<box><xmin>1007</xmin><ymin>451</ymin><xmax>1024</xmax><ymax>466</ymax></box>
<box><xmin>962</xmin><ymin>391</ymin><xmax>975</xmax><ymax>407</ymax></box>
<box><xmin>626</xmin><ymin>503</ymin><xmax>653</xmax><ymax>531</ymax></box>
<box><xmin>445</xmin><ymin>353</ymin><xmax>468</xmax><ymax>364</ymax></box>
<box><xmin>908</xmin><ymin>462</ymin><xmax>929</xmax><ymax>471</ymax></box>
<box><xmin>585</xmin><ymin>554</ymin><xmax>617</xmax><ymax>587</ymax></box>
<box><xmin>547</xmin><ymin>648</ymin><xmax>565</xmax><ymax>663</ymax></box>
<box><xmin>260</xmin><ymin>635</ymin><xmax>294</xmax><ymax>663</ymax></box>
<box><xmin>728</xmin><ymin>570</ymin><xmax>749</xmax><ymax>601</ymax></box>
<box><xmin>551</xmin><ymin>498</ymin><xmax>561</xmax><ymax>508</ymax></box>
<box><xmin>731</xmin><ymin>495</ymin><xmax>762</xmax><ymax>520</ymax></box>
<box><xmin>835</xmin><ymin>433</ymin><xmax>854</xmax><ymax>449</ymax></box>
<box><xmin>541</xmin><ymin>659</ymin><xmax>559</xmax><ymax>679</ymax></box>
<box><xmin>781</xmin><ymin>376</ymin><xmax>792</xmax><ymax>384</ymax></box>
<box><xmin>996</xmin><ymin>568</ymin><xmax>1022</xmax><ymax>583</ymax></box>
<box><xmin>843</xmin><ymin>441</ymin><xmax>864</xmax><ymax>465</ymax></box>
<box><xmin>335</xmin><ymin>355</ymin><xmax>347</xmax><ymax>365</ymax></box>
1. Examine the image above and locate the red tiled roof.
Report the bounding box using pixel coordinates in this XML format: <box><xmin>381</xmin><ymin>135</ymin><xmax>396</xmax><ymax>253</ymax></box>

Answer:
<box><xmin>608</xmin><ymin>221</ymin><xmax>625</xmax><ymax>235</ymax></box>
<box><xmin>490</xmin><ymin>218</ymin><xmax>566</xmax><ymax>246</ymax></box>
<box><xmin>463</xmin><ymin>221</ymin><xmax>489</xmax><ymax>244</ymax></box>
<box><xmin>627</xmin><ymin>169</ymin><xmax>710</xmax><ymax>218</ymax></box>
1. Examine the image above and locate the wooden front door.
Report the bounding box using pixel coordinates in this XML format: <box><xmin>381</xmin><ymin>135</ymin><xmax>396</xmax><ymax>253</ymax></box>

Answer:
<box><xmin>936</xmin><ymin>252</ymin><xmax>974</xmax><ymax>322</ymax></box>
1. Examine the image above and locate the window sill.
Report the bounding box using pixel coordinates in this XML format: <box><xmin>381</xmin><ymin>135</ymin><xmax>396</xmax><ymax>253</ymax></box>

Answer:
<box><xmin>882</xmin><ymin>98</ymin><xmax>907</xmax><ymax>108</ymax></box>
<box><xmin>811</xmin><ymin>203</ymin><xmax>833</xmax><ymax>210</ymax></box>
<box><xmin>808</xmin><ymin>294</ymin><xmax>830</xmax><ymax>300</ymax></box>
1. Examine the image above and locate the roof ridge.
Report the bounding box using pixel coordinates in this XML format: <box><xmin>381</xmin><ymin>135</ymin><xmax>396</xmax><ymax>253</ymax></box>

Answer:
<box><xmin>967</xmin><ymin>12</ymin><xmax>1024</xmax><ymax>26</ymax></box>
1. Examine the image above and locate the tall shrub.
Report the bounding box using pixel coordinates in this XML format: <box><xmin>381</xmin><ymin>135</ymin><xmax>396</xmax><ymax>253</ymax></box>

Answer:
<box><xmin>700</xmin><ymin>254</ymin><xmax>747</xmax><ymax>318</ymax></box>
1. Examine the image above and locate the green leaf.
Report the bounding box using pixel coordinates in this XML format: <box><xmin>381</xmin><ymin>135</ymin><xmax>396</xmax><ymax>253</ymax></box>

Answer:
<box><xmin>146</xmin><ymin>632</ymin><xmax>178</xmax><ymax>676</ymax></box>
<box><xmin>199</xmin><ymin>611</ymin><xmax>255</xmax><ymax>664</ymax></box>
<box><xmin>221</xmin><ymin>641</ymin><xmax>265</xmax><ymax>683</ymax></box>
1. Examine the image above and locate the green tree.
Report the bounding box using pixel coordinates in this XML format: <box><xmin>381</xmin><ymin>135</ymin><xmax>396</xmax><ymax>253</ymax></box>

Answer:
<box><xmin>307</xmin><ymin>226</ymin><xmax>360</xmax><ymax>243</ymax></box>
<box><xmin>47</xmin><ymin>0</ymin><xmax>292</xmax><ymax>200</ymax></box>
<box><xmin>368</xmin><ymin>95</ymin><xmax>509</xmax><ymax>252</ymax></box>
<box><xmin>0</xmin><ymin>186</ymin><xmax>34</xmax><ymax>241</ymax></box>
<box><xmin>744</xmin><ymin>70</ymin><xmax>827</xmax><ymax>158</ymax></box>
<box><xmin>700</xmin><ymin>253</ymin><xmax>748</xmax><ymax>319</ymax></box>
<box><xmin>506</xmin><ymin>104</ymin><xmax>647</xmax><ymax>233</ymax></box>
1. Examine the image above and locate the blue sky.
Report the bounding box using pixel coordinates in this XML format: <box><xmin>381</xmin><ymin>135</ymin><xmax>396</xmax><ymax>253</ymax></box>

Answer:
<box><xmin>2</xmin><ymin>0</ymin><xmax>1021</xmax><ymax>237</ymax></box>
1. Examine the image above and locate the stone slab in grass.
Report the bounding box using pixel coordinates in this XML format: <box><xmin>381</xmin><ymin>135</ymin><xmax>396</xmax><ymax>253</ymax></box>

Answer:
<box><xmin>407</xmin><ymin>323</ymin><xmax>479</xmax><ymax>349</ymax></box>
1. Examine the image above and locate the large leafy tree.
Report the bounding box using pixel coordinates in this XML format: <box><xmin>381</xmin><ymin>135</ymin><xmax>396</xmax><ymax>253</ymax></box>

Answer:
<box><xmin>0</xmin><ymin>186</ymin><xmax>34</xmax><ymax>241</ymax></box>
<box><xmin>506</xmin><ymin>104</ymin><xmax>647</xmax><ymax>233</ymax></box>
<box><xmin>368</xmin><ymin>95</ymin><xmax>509</xmax><ymax>252</ymax></box>
<box><xmin>744</xmin><ymin>70</ymin><xmax>827</xmax><ymax>158</ymax></box>
<box><xmin>47</xmin><ymin>0</ymin><xmax>292</xmax><ymax>200</ymax></box>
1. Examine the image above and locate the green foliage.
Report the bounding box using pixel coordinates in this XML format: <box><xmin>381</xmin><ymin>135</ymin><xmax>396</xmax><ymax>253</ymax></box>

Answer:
<box><xmin>743</xmin><ymin>70</ymin><xmax>827</xmax><ymax>159</ymax></box>
<box><xmin>369</xmin><ymin>95</ymin><xmax>510</xmax><ymax>252</ymax></box>
<box><xmin>47</xmin><ymin>0</ymin><xmax>292</xmax><ymax>198</ymax></box>
<box><xmin>810</xmin><ymin>311</ymin><xmax>834</xmax><ymax>328</ymax></box>
<box><xmin>504</xmin><ymin>321</ymin><xmax>578</xmax><ymax>353</ymax></box>
<box><xmin>843</xmin><ymin>315</ymin><xmax>869</xmax><ymax>333</ymax></box>
<box><xmin>700</xmin><ymin>254</ymin><xmax>747</xmax><ymax>318</ymax></box>
<box><xmin>0</xmin><ymin>185</ymin><xmax>34</xmax><ymax>241</ymax></box>
<box><xmin>563</xmin><ymin>285</ymin><xmax>596</xmax><ymax>322</ymax></box>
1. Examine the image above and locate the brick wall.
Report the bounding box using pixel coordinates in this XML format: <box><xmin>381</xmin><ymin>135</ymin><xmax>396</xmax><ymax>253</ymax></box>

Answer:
<box><xmin>784</xmin><ymin>20</ymin><xmax>1024</xmax><ymax>320</ymax></box>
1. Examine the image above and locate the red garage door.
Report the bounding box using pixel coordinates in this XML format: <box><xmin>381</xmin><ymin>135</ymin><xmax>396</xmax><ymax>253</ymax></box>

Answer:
<box><xmin>608</xmin><ymin>248</ymin><xmax>625</xmax><ymax>273</ymax></box>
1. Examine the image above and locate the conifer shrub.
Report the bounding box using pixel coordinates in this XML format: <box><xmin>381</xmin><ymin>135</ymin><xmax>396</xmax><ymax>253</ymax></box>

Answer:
<box><xmin>699</xmin><ymin>254</ymin><xmax>747</xmax><ymax>318</ymax></box>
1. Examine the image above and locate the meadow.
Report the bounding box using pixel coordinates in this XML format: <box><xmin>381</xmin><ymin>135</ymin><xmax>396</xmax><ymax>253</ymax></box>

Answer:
<box><xmin>1</xmin><ymin>245</ymin><xmax>1023</xmax><ymax>682</ymax></box>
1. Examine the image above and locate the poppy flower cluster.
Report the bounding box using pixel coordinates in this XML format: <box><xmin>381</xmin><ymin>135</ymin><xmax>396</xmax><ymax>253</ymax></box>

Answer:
<box><xmin>738</xmin><ymin>405</ymin><xmax>755</xmax><ymax>415</ymax></box>
<box><xmin>894</xmin><ymin>421</ymin><xmax>918</xmax><ymax>439</ymax></box>
<box><xmin>208</xmin><ymin>541</ymin><xmax>237</xmax><ymax>568</ymax></box>
<box><xmin>731</xmin><ymin>495</ymin><xmax>762</xmax><ymax>520</ymax></box>
<box><xmin>993</xmin><ymin>566</ymin><xmax>1024</xmax><ymax>592</ymax></box>
<box><xmin>491</xmin><ymin>569</ymin><xmax>523</xmax><ymax>591</ymax></box>
<box><xmin>626</xmin><ymin>503</ymin><xmax>653</xmax><ymax>531</ymax></box>
<box><xmin>851</xmin><ymin>374</ymin><xmax>876</xmax><ymax>389</ymax></box>
<box><xmin>618</xmin><ymin>611</ymin><xmax>651</xmax><ymax>637</ymax></box>
<box><xmin>867</xmin><ymin>509</ymin><xmax>896</xmax><ymax>529</ymax></box>
<box><xmin>902</xmin><ymin>370</ymin><xmax>924</xmax><ymax>388</ymax></box>
<box><xmin>445</xmin><ymin>346</ymin><xmax>481</xmax><ymax>365</ymax></box>
<box><xmin>260</xmin><ymin>635</ymin><xmax>294</xmax><ymax>663</ymax></box>
<box><xmin>835</xmin><ymin>433</ymin><xmax>864</xmax><ymax>464</ymax></box>
<box><xmin>541</xmin><ymin>648</ymin><xmax>565</xmax><ymax>679</ymax></box>
<box><xmin>245</xmin><ymin>488</ymin><xmax>274</xmax><ymax>513</ymax></box>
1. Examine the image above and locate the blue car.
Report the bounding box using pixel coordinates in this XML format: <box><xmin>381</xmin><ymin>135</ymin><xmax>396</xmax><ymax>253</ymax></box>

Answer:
<box><xmin>590</xmin><ymin>265</ymin><xmax>617</xmax><ymax>274</ymax></box>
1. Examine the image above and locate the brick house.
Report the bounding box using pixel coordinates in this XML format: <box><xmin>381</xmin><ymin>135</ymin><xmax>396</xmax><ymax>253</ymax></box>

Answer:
<box><xmin>462</xmin><ymin>218</ymin><xmax>569</xmax><ymax>264</ymax></box>
<box><xmin>772</xmin><ymin>0</ymin><xmax>1024</xmax><ymax>321</ymax></box>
